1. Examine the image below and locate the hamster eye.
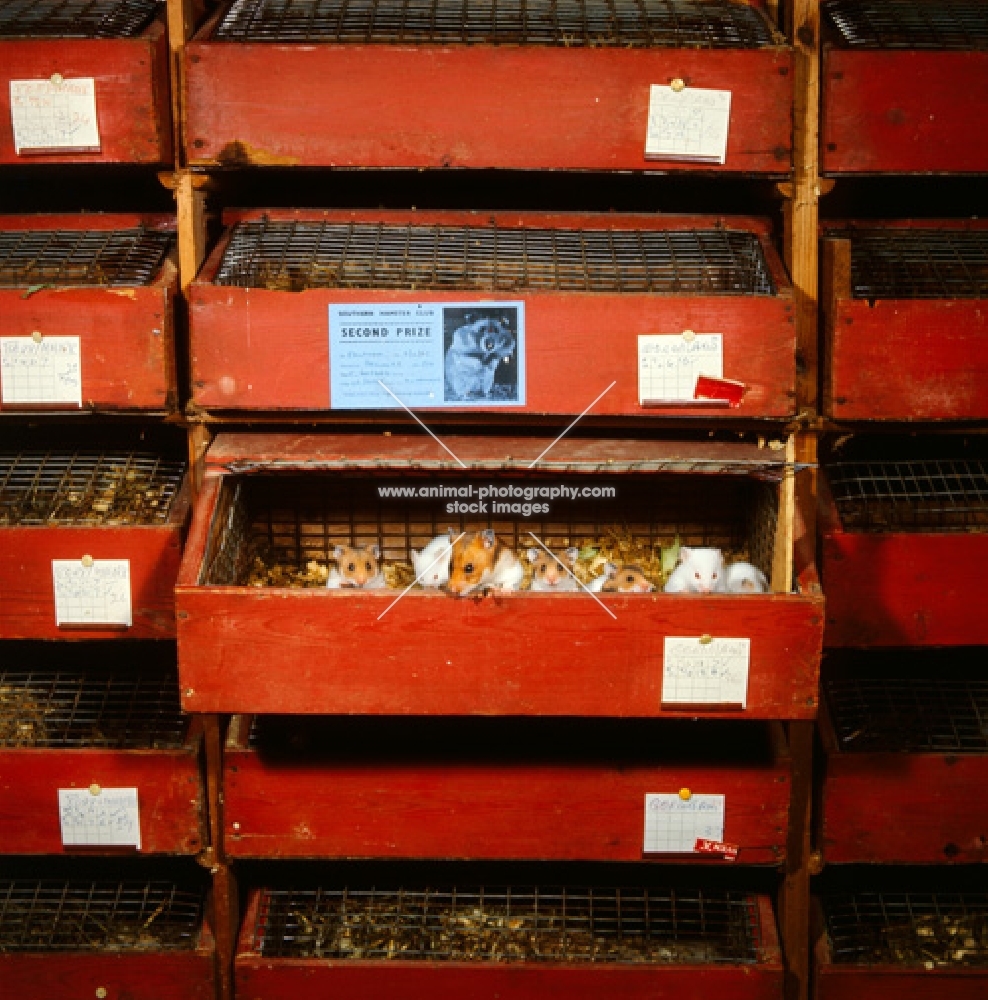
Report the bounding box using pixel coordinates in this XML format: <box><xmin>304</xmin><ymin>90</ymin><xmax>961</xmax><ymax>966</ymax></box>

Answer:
<box><xmin>482</xmin><ymin>336</ymin><xmax>494</xmax><ymax>351</ymax></box>
<box><xmin>694</xmin><ymin>571</ymin><xmax>700</xmax><ymax>580</ymax></box>
<box><xmin>626</xmin><ymin>574</ymin><xmax>635</xmax><ymax>583</ymax></box>
<box><xmin>348</xmin><ymin>562</ymin><xmax>356</xmax><ymax>572</ymax></box>
<box><xmin>464</xmin><ymin>563</ymin><xmax>474</xmax><ymax>574</ymax></box>
<box><xmin>366</xmin><ymin>562</ymin><xmax>373</xmax><ymax>571</ymax></box>
<box><xmin>712</xmin><ymin>572</ymin><xmax>718</xmax><ymax>579</ymax></box>
<box><xmin>540</xmin><ymin>565</ymin><xmax>548</xmax><ymax>574</ymax></box>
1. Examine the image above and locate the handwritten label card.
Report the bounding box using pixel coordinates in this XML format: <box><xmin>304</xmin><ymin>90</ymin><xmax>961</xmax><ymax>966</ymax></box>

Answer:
<box><xmin>644</xmin><ymin>793</ymin><xmax>725</xmax><ymax>853</ymax></box>
<box><xmin>645</xmin><ymin>85</ymin><xmax>731</xmax><ymax>164</ymax></box>
<box><xmin>662</xmin><ymin>637</ymin><xmax>750</xmax><ymax>708</ymax></box>
<box><xmin>1</xmin><ymin>336</ymin><xmax>82</xmax><ymax>405</ymax></box>
<box><xmin>59</xmin><ymin>787</ymin><xmax>141</xmax><ymax>849</ymax></box>
<box><xmin>52</xmin><ymin>559</ymin><xmax>132</xmax><ymax>628</ymax></box>
<box><xmin>10</xmin><ymin>78</ymin><xmax>100</xmax><ymax>154</ymax></box>
<box><xmin>638</xmin><ymin>334</ymin><xmax>723</xmax><ymax>404</ymax></box>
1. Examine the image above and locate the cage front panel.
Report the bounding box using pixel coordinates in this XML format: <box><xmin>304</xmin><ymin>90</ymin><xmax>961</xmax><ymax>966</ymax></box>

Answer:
<box><xmin>190</xmin><ymin>211</ymin><xmax>795</xmax><ymax>416</ymax></box>
<box><xmin>224</xmin><ymin>717</ymin><xmax>790</xmax><ymax>861</ymax></box>
<box><xmin>185</xmin><ymin>36</ymin><xmax>791</xmax><ymax>172</ymax></box>
<box><xmin>177</xmin><ymin>458</ymin><xmax>822</xmax><ymax>717</ymax></box>
<box><xmin>0</xmin><ymin>18</ymin><xmax>172</xmax><ymax>164</ymax></box>
<box><xmin>0</xmin><ymin>217</ymin><xmax>178</xmax><ymax>412</ymax></box>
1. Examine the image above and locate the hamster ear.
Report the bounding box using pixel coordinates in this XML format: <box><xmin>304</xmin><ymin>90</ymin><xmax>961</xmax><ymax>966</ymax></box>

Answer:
<box><xmin>333</xmin><ymin>545</ymin><xmax>347</xmax><ymax>559</ymax></box>
<box><xmin>564</xmin><ymin>547</ymin><xmax>579</xmax><ymax>565</ymax></box>
<box><xmin>368</xmin><ymin>543</ymin><xmax>381</xmax><ymax>560</ymax></box>
<box><xmin>447</xmin><ymin>527</ymin><xmax>456</xmax><ymax>540</ymax></box>
<box><xmin>678</xmin><ymin>546</ymin><xmax>691</xmax><ymax>564</ymax></box>
<box><xmin>481</xmin><ymin>529</ymin><xmax>496</xmax><ymax>549</ymax></box>
<box><xmin>410</xmin><ymin>549</ymin><xmax>420</xmax><ymax>563</ymax></box>
<box><xmin>605</xmin><ymin>561</ymin><xmax>618</xmax><ymax>579</ymax></box>
<box><xmin>527</xmin><ymin>548</ymin><xmax>540</xmax><ymax>564</ymax></box>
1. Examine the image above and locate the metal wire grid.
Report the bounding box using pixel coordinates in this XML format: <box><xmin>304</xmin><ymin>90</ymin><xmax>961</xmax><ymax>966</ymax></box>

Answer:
<box><xmin>827</xmin><ymin>459</ymin><xmax>988</xmax><ymax>531</ymax></box>
<box><xmin>847</xmin><ymin>229</ymin><xmax>988</xmax><ymax>299</ymax></box>
<box><xmin>824</xmin><ymin>892</ymin><xmax>988</xmax><ymax>966</ymax></box>
<box><xmin>253</xmin><ymin>885</ymin><xmax>761</xmax><ymax>962</ymax></box>
<box><xmin>0</xmin><ymin>450</ymin><xmax>186</xmax><ymax>526</ymax></box>
<box><xmin>213</xmin><ymin>0</ymin><xmax>776</xmax><ymax>46</ymax></box>
<box><xmin>824</xmin><ymin>0</ymin><xmax>988</xmax><ymax>49</ymax></box>
<box><xmin>0</xmin><ymin>668</ymin><xmax>188</xmax><ymax>749</ymax></box>
<box><xmin>213</xmin><ymin>220</ymin><xmax>776</xmax><ymax>296</ymax></box>
<box><xmin>825</xmin><ymin>676</ymin><xmax>988</xmax><ymax>753</ymax></box>
<box><xmin>0</xmin><ymin>0</ymin><xmax>159</xmax><ymax>36</ymax></box>
<box><xmin>0</xmin><ymin>880</ymin><xmax>204</xmax><ymax>951</ymax></box>
<box><xmin>0</xmin><ymin>227</ymin><xmax>173</xmax><ymax>288</ymax></box>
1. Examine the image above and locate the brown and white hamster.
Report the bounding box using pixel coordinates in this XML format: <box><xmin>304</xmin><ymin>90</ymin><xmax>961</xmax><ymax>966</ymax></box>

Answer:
<box><xmin>326</xmin><ymin>543</ymin><xmax>387</xmax><ymax>589</ymax></box>
<box><xmin>527</xmin><ymin>546</ymin><xmax>580</xmax><ymax>592</ymax></box>
<box><xmin>600</xmin><ymin>563</ymin><xmax>655</xmax><ymax>594</ymax></box>
<box><xmin>447</xmin><ymin>529</ymin><xmax>524</xmax><ymax>596</ymax></box>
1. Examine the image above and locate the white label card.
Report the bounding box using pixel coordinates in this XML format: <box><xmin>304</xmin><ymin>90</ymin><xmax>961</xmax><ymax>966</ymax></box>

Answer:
<box><xmin>52</xmin><ymin>559</ymin><xmax>132</xmax><ymax>628</ymax></box>
<box><xmin>59</xmin><ymin>787</ymin><xmax>141</xmax><ymax>849</ymax></box>
<box><xmin>10</xmin><ymin>78</ymin><xmax>101</xmax><ymax>154</ymax></box>
<box><xmin>662</xmin><ymin>637</ymin><xmax>750</xmax><ymax>708</ymax></box>
<box><xmin>638</xmin><ymin>334</ymin><xmax>723</xmax><ymax>403</ymax></box>
<box><xmin>644</xmin><ymin>794</ymin><xmax>725</xmax><ymax>854</ymax></box>
<box><xmin>1</xmin><ymin>336</ymin><xmax>82</xmax><ymax>405</ymax></box>
<box><xmin>645</xmin><ymin>85</ymin><xmax>731</xmax><ymax>164</ymax></box>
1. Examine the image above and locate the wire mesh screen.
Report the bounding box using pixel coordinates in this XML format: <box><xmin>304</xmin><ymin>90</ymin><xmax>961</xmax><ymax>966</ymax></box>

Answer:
<box><xmin>0</xmin><ymin>0</ymin><xmax>159</xmax><ymax>37</ymax></box>
<box><xmin>213</xmin><ymin>0</ymin><xmax>777</xmax><ymax>46</ymax></box>
<box><xmin>253</xmin><ymin>885</ymin><xmax>761</xmax><ymax>962</ymax></box>
<box><xmin>0</xmin><ymin>450</ymin><xmax>186</xmax><ymax>525</ymax></box>
<box><xmin>847</xmin><ymin>229</ymin><xmax>988</xmax><ymax>299</ymax></box>
<box><xmin>828</xmin><ymin>460</ymin><xmax>988</xmax><ymax>531</ymax></box>
<box><xmin>202</xmin><ymin>473</ymin><xmax>776</xmax><ymax>589</ymax></box>
<box><xmin>212</xmin><ymin>220</ymin><xmax>776</xmax><ymax>296</ymax></box>
<box><xmin>824</xmin><ymin>0</ymin><xmax>988</xmax><ymax>49</ymax></box>
<box><xmin>824</xmin><ymin>892</ymin><xmax>988</xmax><ymax>967</ymax></box>
<box><xmin>0</xmin><ymin>880</ymin><xmax>204</xmax><ymax>951</ymax></box>
<box><xmin>0</xmin><ymin>227</ymin><xmax>173</xmax><ymax>288</ymax></box>
<box><xmin>0</xmin><ymin>667</ymin><xmax>188</xmax><ymax>749</ymax></box>
<box><xmin>825</xmin><ymin>676</ymin><xmax>988</xmax><ymax>753</ymax></box>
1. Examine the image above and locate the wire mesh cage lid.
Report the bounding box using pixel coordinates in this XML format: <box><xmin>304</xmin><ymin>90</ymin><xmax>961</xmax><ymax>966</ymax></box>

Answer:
<box><xmin>0</xmin><ymin>450</ymin><xmax>186</xmax><ymax>526</ymax></box>
<box><xmin>827</xmin><ymin>459</ymin><xmax>988</xmax><ymax>532</ymax></box>
<box><xmin>0</xmin><ymin>667</ymin><xmax>188</xmax><ymax>749</ymax></box>
<box><xmin>213</xmin><ymin>0</ymin><xmax>779</xmax><ymax>47</ymax></box>
<box><xmin>0</xmin><ymin>0</ymin><xmax>159</xmax><ymax>38</ymax></box>
<box><xmin>825</xmin><ymin>675</ymin><xmax>988</xmax><ymax>754</ymax></box>
<box><xmin>823</xmin><ymin>892</ymin><xmax>988</xmax><ymax>967</ymax></box>
<box><xmin>842</xmin><ymin>228</ymin><xmax>988</xmax><ymax>300</ymax></box>
<box><xmin>0</xmin><ymin>880</ymin><xmax>204</xmax><ymax>952</ymax></box>
<box><xmin>212</xmin><ymin>218</ymin><xmax>777</xmax><ymax>296</ymax></box>
<box><xmin>824</xmin><ymin>0</ymin><xmax>988</xmax><ymax>49</ymax></box>
<box><xmin>0</xmin><ymin>226</ymin><xmax>173</xmax><ymax>288</ymax></box>
<box><xmin>253</xmin><ymin>885</ymin><xmax>762</xmax><ymax>964</ymax></box>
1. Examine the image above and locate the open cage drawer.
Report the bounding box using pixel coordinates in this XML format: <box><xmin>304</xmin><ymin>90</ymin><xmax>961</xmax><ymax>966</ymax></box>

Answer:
<box><xmin>818</xmin><ymin>651</ymin><xmax>988</xmax><ymax>864</ymax></box>
<box><xmin>0</xmin><ymin>0</ymin><xmax>172</xmax><ymax>165</ymax></box>
<box><xmin>0</xmin><ymin>214</ymin><xmax>179</xmax><ymax>412</ymax></box>
<box><xmin>813</xmin><ymin>888</ymin><xmax>988</xmax><ymax>1000</ymax></box>
<box><xmin>822</xmin><ymin>221</ymin><xmax>988</xmax><ymax>421</ymax></box>
<box><xmin>175</xmin><ymin>432</ymin><xmax>823</xmax><ymax>717</ymax></box>
<box><xmin>184</xmin><ymin>0</ymin><xmax>791</xmax><ymax>173</ymax></box>
<box><xmin>821</xmin><ymin>0</ymin><xmax>988</xmax><ymax>173</ymax></box>
<box><xmin>0</xmin><ymin>429</ymin><xmax>192</xmax><ymax>640</ymax></box>
<box><xmin>0</xmin><ymin>870</ymin><xmax>216</xmax><ymax>1000</ymax></box>
<box><xmin>224</xmin><ymin>716</ymin><xmax>790</xmax><ymax>863</ymax></box>
<box><xmin>189</xmin><ymin>209</ymin><xmax>796</xmax><ymax>418</ymax></box>
<box><xmin>0</xmin><ymin>642</ymin><xmax>205</xmax><ymax>856</ymax></box>
<box><xmin>237</xmin><ymin>878</ymin><xmax>783</xmax><ymax>999</ymax></box>
<box><xmin>820</xmin><ymin>442</ymin><xmax>988</xmax><ymax>647</ymax></box>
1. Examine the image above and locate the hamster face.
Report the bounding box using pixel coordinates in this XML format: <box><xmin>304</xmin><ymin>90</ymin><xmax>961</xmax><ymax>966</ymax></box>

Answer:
<box><xmin>681</xmin><ymin>546</ymin><xmax>725</xmax><ymax>594</ymax></box>
<box><xmin>411</xmin><ymin>532</ymin><xmax>453</xmax><ymax>588</ymax></box>
<box><xmin>447</xmin><ymin>529</ymin><xmax>497</xmax><ymax>596</ymax></box>
<box><xmin>527</xmin><ymin>546</ymin><xmax>579</xmax><ymax>591</ymax></box>
<box><xmin>444</xmin><ymin>317</ymin><xmax>516</xmax><ymax>400</ymax></box>
<box><xmin>332</xmin><ymin>543</ymin><xmax>382</xmax><ymax>588</ymax></box>
<box><xmin>601</xmin><ymin>564</ymin><xmax>655</xmax><ymax>594</ymax></box>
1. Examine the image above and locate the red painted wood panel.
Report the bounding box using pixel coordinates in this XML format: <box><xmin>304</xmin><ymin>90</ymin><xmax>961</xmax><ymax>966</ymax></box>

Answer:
<box><xmin>816</xmin><ymin>968</ymin><xmax>988</xmax><ymax>1000</ymax></box>
<box><xmin>0</xmin><ymin>950</ymin><xmax>215</xmax><ymax>1000</ymax></box>
<box><xmin>0</xmin><ymin>215</ymin><xmax>178</xmax><ymax>413</ymax></box>
<box><xmin>185</xmin><ymin>42</ymin><xmax>791</xmax><ymax>172</ymax></box>
<box><xmin>0</xmin><ymin>741</ymin><xmax>205</xmax><ymax>855</ymax></box>
<box><xmin>224</xmin><ymin>731</ymin><xmax>790</xmax><ymax>862</ymax></box>
<box><xmin>0</xmin><ymin>477</ymin><xmax>191</xmax><ymax>641</ymax></box>
<box><xmin>822</xmin><ymin>532</ymin><xmax>988</xmax><ymax>648</ymax></box>
<box><xmin>0</xmin><ymin>19</ymin><xmax>172</xmax><ymax>165</ymax></box>
<box><xmin>822</xmin><ymin>49</ymin><xmax>988</xmax><ymax>174</ymax></box>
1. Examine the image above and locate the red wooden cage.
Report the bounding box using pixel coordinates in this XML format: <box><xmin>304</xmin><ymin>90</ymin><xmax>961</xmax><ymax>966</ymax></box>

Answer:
<box><xmin>0</xmin><ymin>214</ymin><xmax>179</xmax><ymax>413</ymax></box>
<box><xmin>0</xmin><ymin>0</ymin><xmax>172</xmax><ymax>165</ymax></box>
<box><xmin>189</xmin><ymin>209</ymin><xmax>796</xmax><ymax>418</ymax></box>
<box><xmin>175</xmin><ymin>432</ymin><xmax>822</xmax><ymax>717</ymax></box>
<box><xmin>821</xmin><ymin>0</ymin><xmax>988</xmax><ymax>174</ymax></box>
<box><xmin>184</xmin><ymin>0</ymin><xmax>791</xmax><ymax>173</ymax></box>
<box><xmin>0</xmin><ymin>642</ymin><xmax>205</xmax><ymax>856</ymax></box>
<box><xmin>822</xmin><ymin>220</ymin><xmax>988</xmax><ymax>422</ymax></box>
<box><xmin>223</xmin><ymin>716</ymin><xmax>790</xmax><ymax>864</ymax></box>
<box><xmin>237</xmin><ymin>880</ymin><xmax>783</xmax><ymax>1000</ymax></box>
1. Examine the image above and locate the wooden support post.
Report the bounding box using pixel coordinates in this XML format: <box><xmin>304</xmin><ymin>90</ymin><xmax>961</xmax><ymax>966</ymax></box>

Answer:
<box><xmin>772</xmin><ymin>435</ymin><xmax>797</xmax><ymax>594</ymax></box>
<box><xmin>820</xmin><ymin>237</ymin><xmax>852</xmax><ymax>423</ymax></box>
